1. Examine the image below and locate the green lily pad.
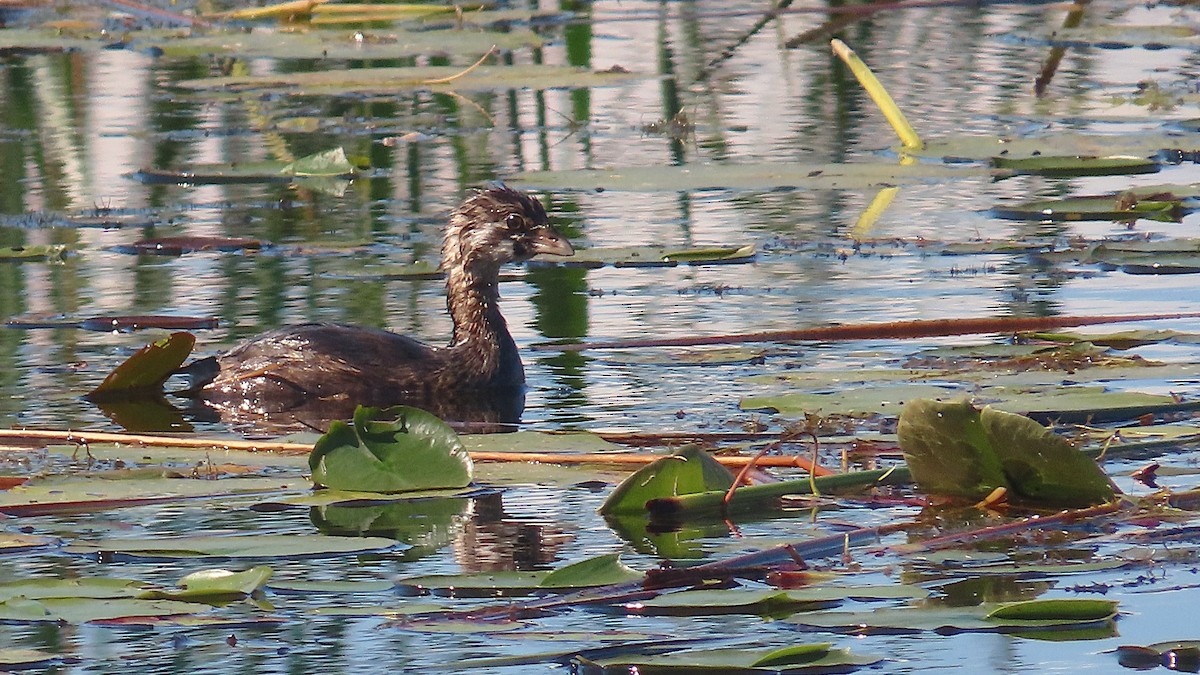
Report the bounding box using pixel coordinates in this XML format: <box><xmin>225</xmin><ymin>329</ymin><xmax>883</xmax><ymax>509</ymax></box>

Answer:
<box><xmin>168</xmin><ymin>566</ymin><xmax>273</xmax><ymax>600</ymax></box>
<box><xmin>538</xmin><ymin>553</ymin><xmax>642</xmax><ymax>589</ymax></box>
<box><xmin>510</xmin><ymin>162</ymin><xmax>997</xmax><ymax>192</ymax></box>
<box><xmin>0</xmin><ymin>597</ymin><xmax>209</xmax><ymax>624</ymax></box>
<box><xmin>991</xmin><ymin>155</ymin><xmax>1159</xmax><ymax>177</ymax></box>
<box><xmin>986</xmin><ymin>599</ymin><xmax>1118</xmax><ymax>621</ymax></box>
<box><xmin>0</xmin><ymin>533</ymin><xmax>60</xmax><ymax>554</ymax></box>
<box><xmin>598</xmin><ymin>445</ymin><xmax>735</xmax><ymax>516</ymax></box>
<box><xmin>580</xmin><ymin>643</ymin><xmax>881</xmax><ymax>673</ymax></box>
<box><xmin>786</xmin><ymin>601</ymin><xmax>1117</xmax><ymax>635</ymax></box>
<box><xmin>267</xmin><ymin>579</ymin><xmax>396</xmax><ymax>594</ymax></box>
<box><xmin>395</xmin><ymin>570</ymin><xmax>548</xmax><ymax>597</ymax></box>
<box><xmin>740</xmin><ymin>384</ymin><xmax>957</xmax><ymax>416</ymax></box>
<box><xmin>64</xmin><ymin>534</ymin><xmax>403</xmax><ymax>560</ymax></box>
<box><xmin>0</xmin><ymin>577</ymin><xmax>150</xmax><ymax>602</ymax></box>
<box><xmin>176</xmin><ymin>64</ymin><xmax>649</xmax><ymax>94</ymax></box>
<box><xmin>139</xmin><ymin>27</ymin><xmax>543</xmax><ymax>60</ymax></box>
<box><xmin>631</xmin><ymin>589</ymin><xmax>837</xmax><ymax>616</ymax></box>
<box><xmin>529</xmin><ymin>244</ymin><xmax>756</xmax><ymax>268</ymax></box>
<box><xmin>86</xmin><ymin>332</ymin><xmax>195</xmax><ymax>400</ymax></box>
<box><xmin>0</xmin><ymin>475</ymin><xmax>309</xmax><ymax>517</ymax></box>
<box><xmin>897</xmin><ymin>399</ymin><xmax>1114</xmax><ymax>506</ymax></box>
<box><xmin>991</xmin><ymin>192</ymin><xmax>1189</xmax><ymax>222</ymax></box>
<box><xmin>309</xmin><ymin>405</ymin><xmax>473</xmax><ymax>493</ymax></box>
<box><xmin>132</xmin><ymin>147</ymin><xmax>356</xmax><ymax>185</ymax></box>
<box><xmin>0</xmin><ymin>244</ymin><xmax>68</xmax><ymax>261</ymax></box>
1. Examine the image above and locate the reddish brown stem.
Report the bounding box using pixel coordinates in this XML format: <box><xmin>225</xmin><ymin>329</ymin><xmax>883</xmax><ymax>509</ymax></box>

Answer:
<box><xmin>533</xmin><ymin>312</ymin><xmax>1200</xmax><ymax>352</ymax></box>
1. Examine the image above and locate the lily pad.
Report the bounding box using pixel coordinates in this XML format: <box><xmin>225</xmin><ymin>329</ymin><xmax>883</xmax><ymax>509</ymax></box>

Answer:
<box><xmin>991</xmin><ymin>191</ymin><xmax>1191</xmax><ymax>222</ymax></box>
<box><xmin>0</xmin><ymin>475</ymin><xmax>308</xmax><ymax>517</ymax></box>
<box><xmin>168</xmin><ymin>566</ymin><xmax>273</xmax><ymax>600</ymax></box>
<box><xmin>0</xmin><ymin>577</ymin><xmax>150</xmax><ymax>602</ymax></box>
<box><xmin>139</xmin><ymin>26</ymin><xmax>543</xmax><ymax>60</ymax></box>
<box><xmin>131</xmin><ymin>148</ymin><xmax>355</xmax><ymax>185</ymax></box>
<box><xmin>598</xmin><ymin>445</ymin><xmax>735</xmax><ymax>516</ymax></box>
<box><xmin>175</xmin><ymin>64</ymin><xmax>649</xmax><ymax>95</ymax></box>
<box><xmin>510</xmin><ymin>162</ymin><xmax>997</xmax><ymax>192</ymax></box>
<box><xmin>85</xmin><ymin>332</ymin><xmax>195</xmax><ymax>400</ymax></box>
<box><xmin>64</xmin><ymin>534</ymin><xmax>403</xmax><ymax>560</ymax></box>
<box><xmin>991</xmin><ymin>155</ymin><xmax>1159</xmax><ymax>177</ymax></box>
<box><xmin>0</xmin><ymin>597</ymin><xmax>209</xmax><ymax>624</ymax></box>
<box><xmin>579</xmin><ymin>643</ymin><xmax>881</xmax><ymax>673</ymax></box>
<box><xmin>897</xmin><ymin>399</ymin><xmax>1114</xmax><ymax>506</ymax></box>
<box><xmin>786</xmin><ymin>600</ymin><xmax>1117</xmax><ymax>635</ymax></box>
<box><xmin>530</xmin><ymin>244</ymin><xmax>756</xmax><ymax>268</ymax></box>
<box><xmin>309</xmin><ymin>405</ymin><xmax>473</xmax><ymax>493</ymax></box>
<box><xmin>0</xmin><ymin>244</ymin><xmax>68</xmax><ymax>261</ymax></box>
<box><xmin>396</xmin><ymin>553</ymin><xmax>641</xmax><ymax>597</ymax></box>
<box><xmin>538</xmin><ymin>553</ymin><xmax>642</xmax><ymax>589</ymax></box>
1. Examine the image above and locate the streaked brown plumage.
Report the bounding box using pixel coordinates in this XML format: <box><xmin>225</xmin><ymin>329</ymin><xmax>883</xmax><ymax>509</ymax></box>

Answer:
<box><xmin>186</xmin><ymin>187</ymin><xmax>573</xmax><ymax>427</ymax></box>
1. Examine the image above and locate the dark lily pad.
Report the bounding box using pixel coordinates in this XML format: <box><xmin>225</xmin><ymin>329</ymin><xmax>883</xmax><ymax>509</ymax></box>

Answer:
<box><xmin>118</xmin><ymin>237</ymin><xmax>264</xmax><ymax>255</ymax></box>
<box><xmin>308</xmin><ymin>405</ymin><xmax>473</xmax><ymax>493</ymax></box>
<box><xmin>991</xmin><ymin>155</ymin><xmax>1159</xmax><ymax>177</ymax></box>
<box><xmin>85</xmin><ymin>332</ymin><xmax>195</xmax><ymax>401</ymax></box>
<box><xmin>991</xmin><ymin>191</ymin><xmax>1191</xmax><ymax>222</ymax></box>
<box><xmin>0</xmin><ymin>597</ymin><xmax>209</xmax><ymax>624</ymax></box>
<box><xmin>396</xmin><ymin>553</ymin><xmax>641</xmax><ymax>597</ymax></box>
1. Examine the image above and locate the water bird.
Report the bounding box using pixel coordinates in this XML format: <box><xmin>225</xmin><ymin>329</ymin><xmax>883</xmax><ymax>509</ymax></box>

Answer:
<box><xmin>179</xmin><ymin>186</ymin><xmax>574</xmax><ymax>429</ymax></box>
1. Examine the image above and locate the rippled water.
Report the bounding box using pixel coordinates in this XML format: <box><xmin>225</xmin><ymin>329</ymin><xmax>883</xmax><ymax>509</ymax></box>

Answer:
<box><xmin>3</xmin><ymin>0</ymin><xmax>1200</xmax><ymax>673</ymax></box>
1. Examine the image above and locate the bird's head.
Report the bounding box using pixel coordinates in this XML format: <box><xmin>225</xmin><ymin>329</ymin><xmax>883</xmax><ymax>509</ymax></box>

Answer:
<box><xmin>445</xmin><ymin>186</ymin><xmax>574</xmax><ymax>271</ymax></box>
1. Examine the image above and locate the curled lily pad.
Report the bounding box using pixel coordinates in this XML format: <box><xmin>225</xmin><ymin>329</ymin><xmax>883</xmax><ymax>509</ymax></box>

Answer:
<box><xmin>168</xmin><ymin>566</ymin><xmax>273</xmax><ymax>600</ymax></box>
<box><xmin>598</xmin><ymin>445</ymin><xmax>734</xmax><ymax>516</ymax></box>
<box><xmin>85</xmin><ymin>332</ymin><xmax>195</xmax><ymax>401</ymax></box>
<box><xmin>991</xmin><ymin>192</ymin><xmax>1190</xmax><ymax>222</ymax></box>
<box><xmin>897</xmin><ymin>399</ymin><xmax>1114</xmax><ymax>507</ymax></box>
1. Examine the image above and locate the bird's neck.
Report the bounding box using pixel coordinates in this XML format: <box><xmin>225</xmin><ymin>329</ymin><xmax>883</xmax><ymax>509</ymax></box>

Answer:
<box><xmin>444</xmin><ymin>261</ymin><xmax>523</xmax><ymax>387</ymax></box>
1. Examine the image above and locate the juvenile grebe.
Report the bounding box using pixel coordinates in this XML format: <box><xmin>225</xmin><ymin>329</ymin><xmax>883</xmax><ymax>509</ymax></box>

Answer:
<box><xmin>183</xmin><ymin>186</ymin><xmax>574</xmax><ymax>427</ymax></box>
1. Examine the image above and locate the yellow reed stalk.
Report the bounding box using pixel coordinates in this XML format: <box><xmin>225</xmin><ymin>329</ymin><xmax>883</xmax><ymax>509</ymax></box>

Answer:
<box><xmin>830</xmin><ymin>39</ymin><xmax>923</xmax><ymax>150</ymax></box>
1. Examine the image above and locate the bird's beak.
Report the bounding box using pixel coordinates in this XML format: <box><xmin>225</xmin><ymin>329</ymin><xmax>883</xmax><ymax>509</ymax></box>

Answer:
<box><xmin>529</xmin><ymin>227</ymin><xmax>574</xmax><ymax>257</ymax></box>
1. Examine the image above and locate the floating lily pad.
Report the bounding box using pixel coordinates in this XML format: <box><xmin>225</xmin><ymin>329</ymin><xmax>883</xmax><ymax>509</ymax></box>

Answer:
<box><xmin>991</xmin><ymin>190</ymin><xmax>1193</xmax><ymax>222</ymax></box>
<box><xmin>267</xmin><ymin>579</ymin><xmax>396</xmax><ymax>594</ymax></box>
<box><xmin>897</xmin><ymin>399</ymin><xmax>1114</xmax><ymax>506</ymax></box>
<box><xmin>1004</xmin><ymin>24</ymin><xmax>1200</xmax><ymax>50</ymax></box>
<box><xmin>629</xmin><ymin>586</ymin><xmax>924</xmax><ymax>617</ymax></box>
<box><xmin>131</xmin><ymin>148</ymin><xmax>355</xmax><ymax>185</ymax></box>
<box><xmin>530</xmin><ymin>244</ymin><xmax>756</xmax><ymax>267</ymax></box>
<box><xmin>0</xmin><ymin>474</ymin><xmax>308</xmax><ymax>517</ymax></box>
<box><xmin>786</xmin><ymin>599</ymin><xmax>1117</xmax><ymax>635</ymax></box>
<box><xmin>0</xmin><ymin>244</ymin><xmax>68</xmax><ymax>261</ymax></box>
<box><xmin>740</xmin><ymin>384</ymin><xmax>957</xmax><ymax>416</ymax></box>
<box><xmin>176</xmin><ymin>64</ymin><xmax>649</xmax><ymax>94</ymax></box>
<box><xmin>139</xmin><ymin>27</ymin><xmax>542</xmax><ymax>60</ymax></box>
<box><xmin>118</xmin><ymin>236</ymin><xmax>264</xmax><ymax>255</ymax></box>
<box><xmin>991</xmin><ymin>155</ymin><xmax>1159</xmax><ymax>177</ymax></box>
<box><xmin>309</xmin><ymin>405</ymin><xmax>473</xmax><ymax>493</ymax></box>
<box><xmin>579</xmin><ymin>643</ymin><xmax>881</xmax><ymax>673</ymax></box>
<box><xmin>65</xmin><ymin>534</ymin><xmax>403</xmax><ymax>560</ymax></box>
<box><xmin>0</xmin><ymin>577</ymin><xmax>149</xmax><ymax>602</ymax></box>
<box><xmin>1115</xmin><ymin>640</ymin><xmax>1200</xmax><ymax>670</ymax></box>
<box><xmin>0</xmin><ymin>597</ymin><xmax>209</xmax><ymax>624</ymax></box>
<box><xmin>510</xmin><ymin>162</ymin><xmax>997</xmax><ymax>192</ymax></box>
<box><xmin>397</xmin><ymin>553</ymin><xmax>641</xmax><ymax>597</ymax></box>
<box><xmin>0</xmin><ymin>533</ymin><xmax>59</xmax><ymax>554</ymax></box>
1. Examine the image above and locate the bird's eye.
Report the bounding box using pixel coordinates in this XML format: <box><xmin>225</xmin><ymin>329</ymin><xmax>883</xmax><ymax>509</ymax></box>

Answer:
<box><xmin>505</xmin><ymin>213</ymin><xmax>524</xmax><ymax>229</ymax></box>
